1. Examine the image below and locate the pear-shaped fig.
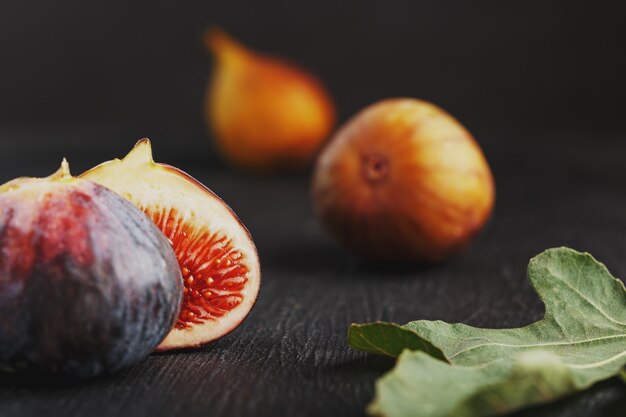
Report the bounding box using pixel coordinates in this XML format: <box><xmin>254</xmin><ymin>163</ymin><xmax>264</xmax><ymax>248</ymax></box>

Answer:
<box><xmin>313</xmin><ymin>99</ymin><xmax>495</xmax><ymax>263</ymax></box>
<box><xmin>205</xmin><ymin>28</ymin><xmax>336</xmax><ymax>171</ymax></box>
<box><xmin>0</xmin><ymin>161</ymin><xmax>182</xmax><ymax>377</ymax></box>
<box><xmin>81</xmin><ymin>140</ymin><xmax>261</xmax><ymax>351</ymax></box>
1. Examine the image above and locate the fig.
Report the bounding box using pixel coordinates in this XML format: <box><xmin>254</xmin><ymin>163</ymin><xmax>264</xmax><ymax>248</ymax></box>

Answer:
<box><xmin>0</xmin><ymin>160</ymin><xmax>182</xmax><ymax>377</ymax></box>
<box><xmin>312</xmin><ymin>98</ymin><xmax>495</xmax><ymax>263</ymax></box>
<box><xmin>82</xmin><ymin>139</ymin><xmax>261</xmax><ymax>350</ymax></box>
<box><xmin>205</xmin><ymin>28</ymin><xmax>336</xmax><ymax>171</ymax></box>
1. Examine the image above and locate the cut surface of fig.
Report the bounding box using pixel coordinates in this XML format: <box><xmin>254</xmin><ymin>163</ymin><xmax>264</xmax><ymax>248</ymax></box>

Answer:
<box><xmin>152</xmin><ymin>207</ymin><xmax>249</xmax><ymax>330</ymax></box>
<box><xmin>0</xmin><ymin>160</ymin><xmax>182</xmax><ymax>376</ymax></box>
<box><xmin>81</xmin><ymin>140</ymin><xmax>260</xmax><ymax>350</ymax></box>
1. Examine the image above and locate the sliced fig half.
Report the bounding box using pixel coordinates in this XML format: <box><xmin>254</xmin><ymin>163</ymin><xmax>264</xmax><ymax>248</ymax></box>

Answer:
<box><xmin>81</xmin><ymin>139</ymin><xmax>260</xmax><ymax>351</ymax></box>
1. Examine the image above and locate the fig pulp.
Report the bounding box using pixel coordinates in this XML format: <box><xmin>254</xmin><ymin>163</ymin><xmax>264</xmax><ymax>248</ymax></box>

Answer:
<box><xmin>0</xmin><ymin>161</ymin><xmax>182</xmax><ymax>377</ymax></box>
<box><xmin>205</xmin><ymin>28</ymin><xmax>336</xmax><ymax>171</ymax></box>
<box><xmin>313</xmin><ymin>99</ymin><xmax>495</xmax><ymax>263</ymax></box>
<box><xmin>82</xmin><ymin>140</ymin><xmax>261</xmax><ymax>350</ymax></box>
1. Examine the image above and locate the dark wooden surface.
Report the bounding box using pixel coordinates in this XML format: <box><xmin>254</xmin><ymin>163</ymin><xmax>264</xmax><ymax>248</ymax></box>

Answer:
<box><xmin>0</xmin><ymin>128</ymin><xmax>624</xmax><ymax>417</ymax></box>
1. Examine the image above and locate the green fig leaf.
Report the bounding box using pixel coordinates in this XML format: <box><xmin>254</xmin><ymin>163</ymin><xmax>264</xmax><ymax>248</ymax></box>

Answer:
<box><xmin>370</xmin><ymin>350</ymin><xmax>577</xmax><ymax>417</ymax></box>
<box><xmin>350</xmin><ymin>247</ymin><xmax>626</xmax><ymax>417</ymax></box>
<box><xmin>349</xmin><ymin>321</ymin><xmax>446</xmax><ymax>361</ymax></box>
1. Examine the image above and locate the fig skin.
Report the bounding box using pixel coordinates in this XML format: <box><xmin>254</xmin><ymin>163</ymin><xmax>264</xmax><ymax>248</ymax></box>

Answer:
<box><xmin>312</xmin><ymin>99</ymin><xmax>495</xmax><ymax>263</ymax></box>
<box><xmin>205</xmin><ymin>28</ymin><xmax>336</xmax><ymax>171</ymax></box>
<box><xmin>0</xmin><ymin>161</ymin><xmax>182</xmax><ymax>377</ymax></box>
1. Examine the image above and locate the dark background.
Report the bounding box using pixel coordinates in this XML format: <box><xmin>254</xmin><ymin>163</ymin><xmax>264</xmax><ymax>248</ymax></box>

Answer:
<box><xmin>1</xmin><ymin>1</ymin><xmax>626</xmax><ymax>141</ymax></box>
<box><xmin>1</xmin><ymin>2</ymin><xmax>626</xmax><ymax>417</ymax></box>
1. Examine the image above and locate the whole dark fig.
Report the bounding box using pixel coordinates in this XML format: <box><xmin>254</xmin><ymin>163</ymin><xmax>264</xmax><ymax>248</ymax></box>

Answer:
<box><xmin>0</xmin><ymin>160</ymin><xmax>183</xmax><ymax>377</ymax></box>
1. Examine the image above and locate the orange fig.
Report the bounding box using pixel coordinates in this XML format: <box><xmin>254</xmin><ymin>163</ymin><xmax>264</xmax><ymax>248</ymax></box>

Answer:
<box><xmin>205</xmin><ymin>29</ymin><xmax>336</xmax><ymax>171</ymax></box>
<box><xmin>312</xmin><ymin>99</ymin><xmax>495</xmax><ymax>263</ymax></box>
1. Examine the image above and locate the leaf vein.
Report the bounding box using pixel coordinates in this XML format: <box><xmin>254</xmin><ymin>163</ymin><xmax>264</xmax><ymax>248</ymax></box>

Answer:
<box><xmin>551</xmin><ymin>267</ymin><xmax>626</xmax><ymax>327</ymax></box>
<box><xmin>567</xmin><ymin>349</ymin><xmax>626</xmax><ymax>370</ymax></box>
<box><xmin>448</xmin><ymin>334</ymin><xmax>626</xmax><ymax>359</ymax></box>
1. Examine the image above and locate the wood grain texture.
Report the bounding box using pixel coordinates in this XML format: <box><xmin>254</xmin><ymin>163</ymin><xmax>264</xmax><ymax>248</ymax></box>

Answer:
<box><xmin>0</xmin><ymin>128</ymin><xmax>624</xmax><ymax>416</ymax></box>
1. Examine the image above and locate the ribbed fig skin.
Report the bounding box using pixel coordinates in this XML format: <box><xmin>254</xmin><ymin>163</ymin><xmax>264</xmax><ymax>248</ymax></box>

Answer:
<box><xmin>0</xmin><ymin>180</ymin><xmax>182</xmax><ymax>377</ymax></box>
<box><xmin>313</xmin><ymin>98</ymin><xmax>494</xmax><ymax>263</ymax></box>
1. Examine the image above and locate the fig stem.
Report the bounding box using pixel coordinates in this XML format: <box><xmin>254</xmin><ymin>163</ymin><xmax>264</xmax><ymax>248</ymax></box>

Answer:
<box><xmin>50</xmin><ymin>158</ymin><xmax>72</xmax><ymax>180</ymax></box>
<box><xmin>204</xmin><ymin>27</ymin><xmax>248</xmax><ymax>60</ymax></box>
<box><xmin>123</xmin><ymin>138</ymin><xmax>155</xmax><ymax>166</ymax></box>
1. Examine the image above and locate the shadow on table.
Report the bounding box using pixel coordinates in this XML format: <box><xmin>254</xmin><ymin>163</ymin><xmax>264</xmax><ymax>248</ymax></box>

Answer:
<box><xmin>511</xmin><ymin>378</ymin><xmax>626</xmax><ymax>417</ymax></box>
<box><xmin>326</xmin><ymin>354</ymin><xmax>395</xmax><ymax>377</ymax></box>
<box><xmin>0</xmin><ymin>366</ymin><xmax>134</xmax><ymax>390</ymax></box>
